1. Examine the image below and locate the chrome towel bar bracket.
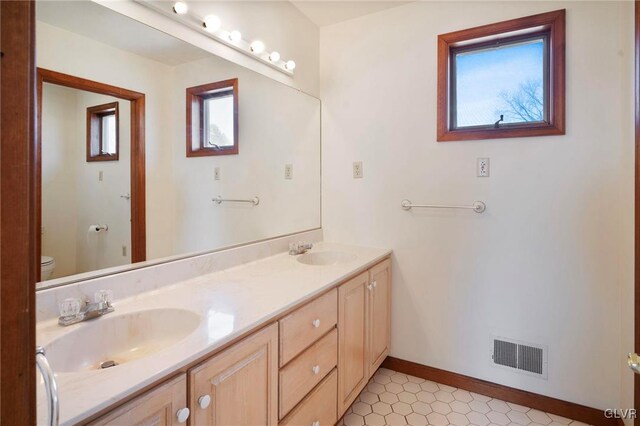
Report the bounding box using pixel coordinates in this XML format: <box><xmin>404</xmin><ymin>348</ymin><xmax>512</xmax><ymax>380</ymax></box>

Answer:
<box><xmin>213</xmin><ymin>196</ymin><xmax>260</xmax><ymax>206</ymax></box>
<box><xmin>401</xmin><ymin>199</ymin><xmax>486</xmax><ymax>213</ymax></box>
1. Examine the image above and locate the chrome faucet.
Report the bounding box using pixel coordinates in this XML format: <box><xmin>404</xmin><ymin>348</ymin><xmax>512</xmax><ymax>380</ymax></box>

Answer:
<box><xmin>58</xmin><ymin>290</ymin><xmax>114</xmax><ymax>326</ymax></box>
<box><xmin>289</xmin><ymin>241</ymin><xmax>313</xmax><ymax>255</ymax></box>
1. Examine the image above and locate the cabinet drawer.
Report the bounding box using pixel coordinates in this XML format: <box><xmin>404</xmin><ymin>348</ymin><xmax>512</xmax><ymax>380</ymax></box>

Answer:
<box><xmin>279</xmin><ymin>328</ymin><xmax>338</xmax><ymax>419</ymax></box>
<box><xmin>279</xmin><ymin>289</ymin><xmax>337</xmax><ymax>366</ymax></box>
<box><xmin>280</xmin><ymin>369</ymin><xmax>337</xmax><ymax>426</ymax></box>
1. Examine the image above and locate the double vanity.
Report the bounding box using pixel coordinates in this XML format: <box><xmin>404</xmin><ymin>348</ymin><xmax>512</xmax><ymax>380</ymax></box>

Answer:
<box><xmin>36</xmin><ymin>242</ymin><xmax>392</xmax><ymax>425</ymax></box>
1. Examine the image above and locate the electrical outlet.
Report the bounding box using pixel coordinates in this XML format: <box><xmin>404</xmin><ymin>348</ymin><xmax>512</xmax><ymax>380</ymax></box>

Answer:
<box><xmin>99</xmin><ymin>171</ymin><xmax>104</xmax><ymax>181</ymax></box>
<box><xmin>284</xmin><ymin>164</ymin><xmax>293</xmax><ymax>180</ymax></box>
<box><xmin>214</xmin><ymin>167</ymin><xmax>221</xmax><ymax>180</ymax></box>
<box><xmin>477</xmin><ymin>158</ymin><xmax>490</xmax><ymax>177</ymax></box>
<box><xmin>353</xmin><ymin>161</ymin><xmax>363</xmax><ymax>179</ymax></box>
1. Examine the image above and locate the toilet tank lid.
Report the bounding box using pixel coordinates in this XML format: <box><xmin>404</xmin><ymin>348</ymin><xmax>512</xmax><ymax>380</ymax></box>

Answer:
<box><xmin>41</xmin><ymin>256</ymin><xmax>54</xmax><ymax>265</ymax></box>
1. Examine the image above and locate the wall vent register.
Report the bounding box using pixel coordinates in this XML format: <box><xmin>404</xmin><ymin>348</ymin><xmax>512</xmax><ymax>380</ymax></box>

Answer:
<box><xmin>492</xmin><ymin>337</ymin><xmax>547</xmax><ymax>378</ymax></box>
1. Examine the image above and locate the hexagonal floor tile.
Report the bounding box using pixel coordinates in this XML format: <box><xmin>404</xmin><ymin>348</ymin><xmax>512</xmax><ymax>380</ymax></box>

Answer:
<box><xmin>407</xmin><ymin>374</ymin><xmax>425</xmax><ymax>384</ymax></box>
<box><xmin>371</xmin><ymin>401</ymin><xmax>392</xmax><ymax>416</ymax></box>
<box><xmin>380</xmin><ymin>391</ymin><xmax>400</xmax><ymax>404</ymax></box>
<box><xmin>447</xmin><ymin>412</ymin><xmax>470</xmax><ymax>426</ymax></box>
<box><xmin>390</xmin><ymin>373</ymin><xmax>409</xmax><ymax>384</ymax></box>
<box><xmin>450</xmin><ymin>400</ymin><xmax>471</xmax><ymax>414</ymax></box>
<box><xmin>364</xmin><ymin>413</ymin><xmax>386</xmax><ymax>426</ymax></box>
<box><xmin>434</xmin><ymin>390</ymin><xmax>455</xmax><ymax>403</ymax></box>
<box><xmin>392</xmin><ymin>401</ymin><xmax>413</xmax><ymax>415</ymax></box>
<box><xmin>373</xmin><ymin>374</ymin><xmax>392</xmax><ymax>385</ymax></box>
<box><xmin>398</xmin><ymin>391</ymin><xmax>418</xmax><ymax>404</ymax></box>
<box><xmin>487</xmin><ymin>411</ymin><xmax>510</xmax><ymax>426</ymax></box>
<box><xmin>406</xmin><ymin>412</ymin><xmax>428</xmax><ymax>426</ymax></box>
<box><xmin>359</xmin><ymin>391</ymin><xmax>379</xmax><ymax>405</ymax></box>
<box><xmin>526</xmin><ymin>409</ymin><xmax>552</xmax><ymax>425</ymax></box>
<box><xmin>419</xmin><ymin>381</ymin><xmax>439</xmax><ymax>392</ymax></box>
<box><xmin>453</xmin><ymin>389</ymin><xmax>474</xmax><ymax>402</ymax></box>
<box><xmin>431</xmin><ymin>400</ymin><xmax>452</xmax><ymax>415</ymax></box>
<box><xmin>385</xmin><ymin>412</ymin><xmax>408</xmax><ymax>426</ymax></box>
<box><xmin>402</xmin><ymin>382</ymin><xmax>421</xmax><ymax>393</ymax></box>
<box><xmin>507</xmin><ymin>410</ymin><xmax>532</xmax><ymax>425</ymax></box>
<box><xmin>412</xmin><ymin>401</ymin><xmax>432</xmax><ymax>415</ymax></box>
<box><xmin>415</xmin><ymin>391</ymin><xmax>436</xmax><ymax>403</ymax></box>
<box><xmin>386</xmin><ymin>382</ymin><xmax>404</xmax><ymax>394</ymax></box>
<box><xmin>469</xmin><ymin>400</ymin><xmax>491</xmax><ymax>414</ymax></box>
<box><xmin>426</xmin><ymin>412</ymin><xmax>449</xmax><ymax>426</ymax></box>
<box><xmin>343</xmin><ymin>413</ymin><xmax>365</xmax><ymax>426</ymax></box>
<box><xmin>487</xmin><ymin>399</ymin><xmax>511</xmax><ymax>414</ymax></box>
<box><xmin>367</xmin><ymin>382</ymin><xmax>385</xmax><ymax>394</ymax></box>
<box><xmin>352</xmin><ymin>402</ymin><xmax>373</xmax><ymax>416</ymax></box>
<box><xmin>467</xmin><ymin>410</ymin><xmax>491</xmax><ymax>426</ymax></box>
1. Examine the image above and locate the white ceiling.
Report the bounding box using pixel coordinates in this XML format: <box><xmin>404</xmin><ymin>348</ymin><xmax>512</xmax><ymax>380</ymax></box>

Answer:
<box><xmin>290</xmin><ymin>1</ymin><xmax>411</xmax><ymax>27</ymax></box>
<box><xmin>36</xmin><ymin>1</ymin><xmax>209</xmax><ymax>66</ymax></box>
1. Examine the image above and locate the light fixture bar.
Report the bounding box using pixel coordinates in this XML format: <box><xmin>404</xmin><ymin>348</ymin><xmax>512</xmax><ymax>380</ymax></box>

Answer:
<box><xmin>135</xmin><ymin>0</ymin><xmax>294</xmax><ymax>76</ymax></box>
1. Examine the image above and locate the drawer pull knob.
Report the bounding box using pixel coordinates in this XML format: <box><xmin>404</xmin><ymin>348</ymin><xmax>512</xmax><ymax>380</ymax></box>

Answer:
<box><xmin>312</xmin><ymin>365</ymin><xmax>320</xmax><ymax>375</ymax></box>
<box><xmin>372</xmin><ymin>281</ymin><xmax>377</xmax><ymax>288</ymax></box>
<box><xmin>367</xmin><ymin>284</ymin><xmax>373</xmax><ymax>291</ymax></box>
<box><xmin>176</xmin><ymin>407</ymin><xmax>190</xmax><ymax>423</ymax></box>
<box><xmin>198</xmin><ymin>394</ymin><xmax>211</xmax><ymax>409</ymax></box>
<box><xmin>312</xmin><ymin>421</ymin><xmax>320</xmax><ymax>426</ymax></box>
<box><xmin>312</xmin><ymin>319</ymin><xmax>321</xmax><ymax>328</ymax></box>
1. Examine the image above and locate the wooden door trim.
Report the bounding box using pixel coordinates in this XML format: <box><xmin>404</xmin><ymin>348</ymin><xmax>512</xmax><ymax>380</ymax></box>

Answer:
<box><xmin>36</xmin><ymin>68</ymin><xmax>146</xmax><ymax>272</ymax></box>
<box><xmin>0</xmin><ymin>1</ymin><xmax>38</xmax><ymax>423</ymax></box>
<box><xmin>636</xmin><ymin>1</ymin><xmax>640</xmax><ymax>423</ymax></box>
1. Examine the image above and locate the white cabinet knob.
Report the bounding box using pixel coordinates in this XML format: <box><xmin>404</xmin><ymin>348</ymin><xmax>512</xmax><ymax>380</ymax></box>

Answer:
<box><xmin>198</xmin><ymin>394</ymin><xmax>211</xmax><ymax>409</ymax></box>
<box><xmin>312</xmin><ymin>421</ymin><xmax>320</xmax><ymax>426</ymax></box>
<box><xmin>367</xmin><ymin>284</ymin><xmax>373</xmax><ymax>291</ymax></box>
<box><xmin>312</xmin><ymin>365</ymin><xmax>320</xmax><ymax>375</ymax></box>
<box><xmin>312</xmin><ymin>319</ymin><xmax>321</xmax><ymax>328</ymax></box>
<box><xmin>372</xmin><ymin>281</ymin><xmax>377</xmax><ymax>288</ymax></box>
<box><xmin>176</xmin><ymin>407</ymin><xmax>190</xmax><ymax>423</ymax></box>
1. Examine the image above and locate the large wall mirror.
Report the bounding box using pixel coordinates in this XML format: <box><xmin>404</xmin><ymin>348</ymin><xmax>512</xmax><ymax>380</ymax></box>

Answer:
<box><xmin>35</xmin><ymin>1</ymin><xmax>321</xmax><ymax>289</ymax></box>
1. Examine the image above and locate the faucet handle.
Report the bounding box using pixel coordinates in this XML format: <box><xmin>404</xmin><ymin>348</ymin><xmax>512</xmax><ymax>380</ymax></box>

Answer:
<box><xmin>58</xmin><ymin>298</ymin><xmax>81</xmax><ymax>319</ymax></box>
<box><xmin>94</xmin><ymin>289</ymin><xmax>113</xmax><ymax>305</ymax></box>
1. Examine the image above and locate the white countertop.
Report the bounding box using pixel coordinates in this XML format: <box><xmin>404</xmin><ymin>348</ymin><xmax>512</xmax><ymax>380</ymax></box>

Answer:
<box><xmin>36</xmin><ymin>242</ymin><xmax>391</xmax><ymax>425</ymax></box>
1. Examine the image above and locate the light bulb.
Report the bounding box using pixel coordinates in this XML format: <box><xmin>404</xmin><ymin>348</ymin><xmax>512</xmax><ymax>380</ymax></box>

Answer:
<box><xmin>203</xmin><ymin>15</ymin><xmax>221</xmax><ymax>33</ymax></box>
<box><xmin>250</xmin><ymin>40</ymin><xmax>265</xmax><ymax>54</ymax></box>
<box><xmin>173</xmin><ymin>2</ymin><xmax>188</xmax><ymax>14</ymax></box>
<box><xmin>229</xmin><ymin>30</ymin><xmax>242</xmax><ymax>42</ymax></box>
<box><xmin>269</xmin><ymin>51</ymin><xmax>281</xmax><ymax>62</ymax></box>
<box><xmin>285</xmin><ymin>60</ymin><xmax>296</xmax><ymax>71</ymax></box>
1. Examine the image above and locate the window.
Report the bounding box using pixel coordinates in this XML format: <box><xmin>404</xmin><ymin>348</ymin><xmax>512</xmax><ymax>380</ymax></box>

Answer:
<box><xmin>437</xmin><ymin>10</ymin><xmax>565</xmax><ymax>141</ymax></box>
<box><xmin>86</xmin><ymin>102</ymin><xmax>119</xmax><ymax>161</ymax></box>
<box><xmin>186</xmin><ymin>79</ymin><xmax>238</xmax><ymax>157</ymax></box>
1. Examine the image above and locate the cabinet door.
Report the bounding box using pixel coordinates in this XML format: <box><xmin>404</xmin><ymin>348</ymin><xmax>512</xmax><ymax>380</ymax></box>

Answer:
<box><xmin>90</xmin><ymin>374</ymin><xmax>188</xmax><ymax>426</ymax></box>
<box><xmin>189</xmin><ymin>323</ymin><xmax>278</xmax><ymax>426</ymax></box>
<box><xmin>368</xmin><ymin>259</ymin><xmax>391</xmax><ymax>373</ymax></box>
<box><xmin>337</xmin><ymin>271</ymin><xmax>369</xmax><ymax>416</ymax></box>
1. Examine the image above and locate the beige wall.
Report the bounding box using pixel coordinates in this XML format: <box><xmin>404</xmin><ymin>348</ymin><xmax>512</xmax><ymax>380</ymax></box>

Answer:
<box><xmin>320</xmin><ymin>1</ymin><xmax>634</xmax><ymax>411</ymax></box>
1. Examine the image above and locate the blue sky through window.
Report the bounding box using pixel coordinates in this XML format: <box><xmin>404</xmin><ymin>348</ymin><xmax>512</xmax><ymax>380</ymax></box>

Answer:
<box><xmin>454</xmin><ymin>39</ymin><xmax>544</xmax><ymax>127</ymax></box>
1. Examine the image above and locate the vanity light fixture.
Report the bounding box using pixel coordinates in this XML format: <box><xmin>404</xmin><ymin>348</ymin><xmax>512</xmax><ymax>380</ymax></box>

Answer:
<box><xmin>172</xmin><ymin>1</ymin><xmax>188</xmax><ymax>14</ymax></box>
<box><xmin>135</xmin><ymin>0</ymin><xmax>295</xmax><ymax>75</ymax></box>
<box><xmin>269</xmin><ymin>51</ymin><xmax>280</xmax><ymax>62</ymax></box>
<box><xmin>203</xmin><ymin>15</ymin><xmax>221</xmax><ymax>33</ymax></box>
<box><xmin>250</xmin><ymin>40</ymin><xmax>265</xmax><ymax>54</ymax></box>
<box><xmin>229</xmin><ymin>30</ymin><xmax>242</xmax><ymax>42</ymax></box>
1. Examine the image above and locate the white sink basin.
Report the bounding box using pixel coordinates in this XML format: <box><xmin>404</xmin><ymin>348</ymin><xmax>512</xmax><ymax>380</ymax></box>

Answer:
<box><xmin>45</xmin><ymin>308</ymin><xmax>201</xmax><ymax>373</ymax></box>
<box><xmin>297</xmin><ymin>251</ymin><xmax>356</xmax><ymax>266</ymax></box>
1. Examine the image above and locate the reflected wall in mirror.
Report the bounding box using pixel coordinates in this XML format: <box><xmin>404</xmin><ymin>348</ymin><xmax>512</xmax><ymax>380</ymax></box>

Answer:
<box><xmin>187</xmin><ymin>78</ymin><xmax>239</xmax><ymax>156</ymax></box>
<box><xmin>35</xmin><ymin>1</ymin><xmax>321</xmax><ymax>288</ymax></box>
<box><xmin>37</xmin><ymin>68</ymin><xmax>147</xmax><ymax>282</ymax></box>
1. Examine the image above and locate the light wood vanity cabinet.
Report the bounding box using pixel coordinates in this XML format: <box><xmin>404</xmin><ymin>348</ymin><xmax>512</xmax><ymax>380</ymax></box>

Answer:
<box><xmin>338</xmin><ymin>259</ymin><xmax>391</xmax><ymax>416</ymax></box>
<box><xmin>90</xmin><ymin>257</ymin><xmax>390</xmax><ymax>426</ymax></box>
<box><xmin>188</xmin><ymin>323</ymin><xmax>278</xmax><ymax>426</ymax></box>
<box><xmin>89</xmin><ymin>374</ymin><xmax>189</xmax><ymax>426</ymax></box>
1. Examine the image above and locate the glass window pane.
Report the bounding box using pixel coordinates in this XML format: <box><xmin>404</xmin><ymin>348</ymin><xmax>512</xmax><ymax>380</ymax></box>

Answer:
<box><xmin>101</xmin><ymin>114</ymin><xmax>117</xmax><ymax>154</ymax></box>
<box><xmin>204</xmin><ymin>95</ymin><xmax>234</xmax><ymax>148</ymax></box>
<box><xmin>454</xmin><ymin>37</ymin><xmax>545</xmax><ymax>128</ymax></box>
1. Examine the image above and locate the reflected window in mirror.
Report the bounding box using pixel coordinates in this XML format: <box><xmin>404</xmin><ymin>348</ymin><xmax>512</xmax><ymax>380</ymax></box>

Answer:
<box><xmin>86</xmin><ymin>102</ymin><xmax>119</xmax><ymax>161</ymax></box>
<box><xmin>186</xmin><ymin>78</ymin><xmax>238</xmax><ymax>156</ymax></box>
